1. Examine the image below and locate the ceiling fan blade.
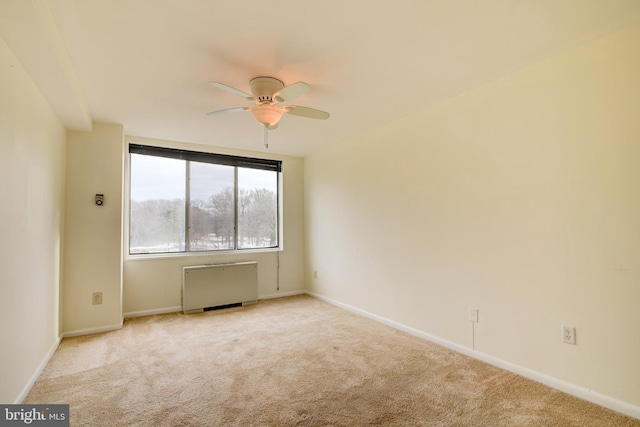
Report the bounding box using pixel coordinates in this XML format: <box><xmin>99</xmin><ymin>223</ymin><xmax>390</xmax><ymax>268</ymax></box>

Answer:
<box><xmin>208</xmin><ymin>82</ymin><xmax>254</xmax><ymax>100</ymax></box>
<box><xmin>285</xmin><ymin>105</ymin><xmax>330</xmax><ymax>120</ymax></box>
<box><xmin>206</xmin><ymin>107</ymin><xmax>249</xmax><ymax>116</ymax></box>
<box><xmin>273</xmin><ymin>82</ymin><xmax>311</xmax><ymax>103</ymax></box>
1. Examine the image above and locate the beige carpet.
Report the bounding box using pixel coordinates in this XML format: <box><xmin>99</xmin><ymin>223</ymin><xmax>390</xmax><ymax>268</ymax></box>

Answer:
<box><xmin>26</xmin><ymin>295</ymin><xmax>639</xmax><ymax>426</ymax></box>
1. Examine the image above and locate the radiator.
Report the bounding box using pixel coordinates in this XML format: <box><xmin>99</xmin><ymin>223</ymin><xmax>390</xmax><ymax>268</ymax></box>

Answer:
<box><xmin>182</xmin><ymin>262</ymin><xmax>258</xmax><ymax>314</ymax></box>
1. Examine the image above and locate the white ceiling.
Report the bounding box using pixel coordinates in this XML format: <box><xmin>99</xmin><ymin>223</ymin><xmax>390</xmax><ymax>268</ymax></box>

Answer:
<box><xmin>2</xmin><ymin>1</ymin><xmax>640</xmax><ymax>157</ymax></box>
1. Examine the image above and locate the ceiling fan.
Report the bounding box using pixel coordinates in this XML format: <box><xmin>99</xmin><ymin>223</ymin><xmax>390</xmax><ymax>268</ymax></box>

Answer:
<box><xmin>207</xmin><ymin>76</ymin><xmax>330</xmax><ymax>132</ymax></box>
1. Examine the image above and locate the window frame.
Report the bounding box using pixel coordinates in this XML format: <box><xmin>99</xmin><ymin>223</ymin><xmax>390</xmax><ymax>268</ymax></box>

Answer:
<box><xmin>125</xmin><ymin>142</ymin><xmax>283</xmax><ymax>258</ymax></box>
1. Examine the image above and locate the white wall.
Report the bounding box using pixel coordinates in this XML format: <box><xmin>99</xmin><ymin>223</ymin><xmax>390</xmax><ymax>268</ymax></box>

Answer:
<box><xmin>305</xmin><ymin>22</ymin><xmax>640</xmax><ymax>410</ymax></box>
<box><xmin>0</xmin><ymin>37</ymin><xmax>66</xmax><ymax>403</ymax></box>
<box><xmin>123</xmin><ymin>137</ymin><xmax>305</xmax><ymax>316</ymax></box>
<box><xmin>63</xmin><ymin>122</ymin><xmax>124</xmax><ymax>335</ymax></box>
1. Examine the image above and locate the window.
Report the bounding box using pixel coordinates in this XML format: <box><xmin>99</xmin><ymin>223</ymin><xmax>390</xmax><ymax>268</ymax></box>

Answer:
<box><xmin>128</xmin><ymin>144</ymin><xmax>281</xmax><ymax>255</ymax></box>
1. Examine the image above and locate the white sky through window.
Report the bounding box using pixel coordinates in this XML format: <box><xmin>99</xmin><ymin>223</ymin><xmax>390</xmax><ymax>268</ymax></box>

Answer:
<box><xmin>131</xmin><ymin>154</ymin><xmax>276</xmax><ymax>201</ymax></box>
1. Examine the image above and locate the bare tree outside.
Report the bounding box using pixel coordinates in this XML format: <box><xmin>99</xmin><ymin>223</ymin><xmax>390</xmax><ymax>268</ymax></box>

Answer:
<box><xmin>189</xmin><ymin>162</ymin><xmax>235</xmax><ymax>250</ymax></box>
<box><xmin>238</xmin><ymin>188</ymin><xmax>277</xmax><ymax>248</ymax></box>
<box><xmin>238</xmin><ymin>168</ymin><xmax>278</xmax><ymax>249</ymax></box>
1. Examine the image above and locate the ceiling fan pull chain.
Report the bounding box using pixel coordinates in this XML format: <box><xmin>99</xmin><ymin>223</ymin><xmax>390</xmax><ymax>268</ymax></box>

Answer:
<box><xmin>264</xmin><ymin>124</ymin><xmax>269</xmax><ymax>149</ymax></box>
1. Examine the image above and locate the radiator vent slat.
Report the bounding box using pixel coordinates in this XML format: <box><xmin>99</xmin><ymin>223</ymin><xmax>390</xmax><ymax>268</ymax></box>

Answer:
<box><xmin>182</xmin><ymin>262</ymin><xmax>258</xmax><ymax>314</ymax></box>
<box><xmin>203</xmin><ymin>302</ymin><xmax>242</xmax><ymax>312</ymax></box>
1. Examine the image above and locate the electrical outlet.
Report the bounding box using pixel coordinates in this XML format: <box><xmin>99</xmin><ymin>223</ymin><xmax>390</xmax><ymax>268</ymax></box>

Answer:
<box><xmin>313</xmin><ymin>270</ymin><xmax>318</xmax><ymax>279</ymax></box>
<box><xmin>92</xmin><ymin>292</ymin><xmax>103</xmax><ymax>305</ymax></box>
<box><xmin>469</xmin><ymin>307</ymin><xmax>478</xmax><ymax>322</ymax></box>
<box><xmin>562</xmin><ymin>325</ymin><xmax>576</xmax><ymax>345</ymax></box>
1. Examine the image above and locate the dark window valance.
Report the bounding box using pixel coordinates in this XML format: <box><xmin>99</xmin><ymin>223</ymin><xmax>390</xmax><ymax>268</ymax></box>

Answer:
<box><xmin>129</xmin><ymin>143</ymin><xmax>282</xmax><ymax>172</ymax></box>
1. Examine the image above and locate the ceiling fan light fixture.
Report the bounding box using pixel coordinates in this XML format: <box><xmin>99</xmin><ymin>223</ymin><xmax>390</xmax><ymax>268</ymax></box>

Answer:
<box><xmin>251</xmin><ymin>104</ymin><xmax>285</xmax><ymax>127</ymax></box>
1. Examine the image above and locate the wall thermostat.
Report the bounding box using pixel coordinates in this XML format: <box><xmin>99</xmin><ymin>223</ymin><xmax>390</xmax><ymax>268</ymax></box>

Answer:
<box><xmin>95</xmin><ymin>194</ymin><xmax>104</xmax><ymax>206</ymax></box>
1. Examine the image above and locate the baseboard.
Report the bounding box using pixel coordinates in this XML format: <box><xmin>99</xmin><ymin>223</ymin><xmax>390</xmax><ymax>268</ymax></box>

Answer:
<box><xmin>62</xmin><ymin>321</ymin><xmax>123</xmax><ymax>338</ymax></box>
<box><xmin>306</xmin><ymin>291</ymin><xmax>640</xmax><ymax>421</ymax></box>
<box><xmin>14</xmin><ymin>336</ymin><xmax>61</xmax><ymax>403</ymax></box>
<box><xmin>259</xmin><ymin>290</ymin><xmax>306</xmax><ymax>300</ymax></box>
<box><xmin>124</xmin><ymin>306</ymin><xmax>182</xmax><ymax>319</ymax></box>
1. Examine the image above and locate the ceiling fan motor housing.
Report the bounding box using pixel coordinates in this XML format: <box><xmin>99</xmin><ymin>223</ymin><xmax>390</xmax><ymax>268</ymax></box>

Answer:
<box><xmin>250</xmin><ymin>76</ymin><xmax>285</xmax><ymax>102</ymax></box>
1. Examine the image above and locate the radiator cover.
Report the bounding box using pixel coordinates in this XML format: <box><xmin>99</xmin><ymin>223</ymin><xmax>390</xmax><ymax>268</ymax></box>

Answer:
<box><xmin>182</xmin><ymin>262</ymin><xmax>258</xmax><ymax>314</ymax></box>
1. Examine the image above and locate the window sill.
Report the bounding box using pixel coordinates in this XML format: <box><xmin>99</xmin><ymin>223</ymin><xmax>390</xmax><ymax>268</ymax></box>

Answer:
<box><xmin>124</xmin><ymin>246</ymin><xmax>282</xmax><ymax>262</ymax></box>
